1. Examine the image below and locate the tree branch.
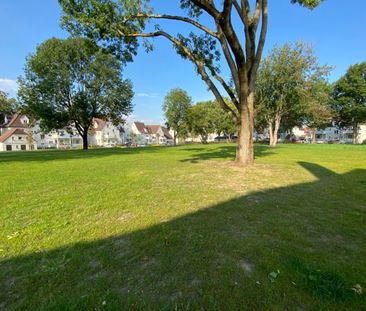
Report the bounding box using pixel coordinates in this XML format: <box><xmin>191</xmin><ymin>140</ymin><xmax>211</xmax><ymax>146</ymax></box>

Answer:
<box><xmin>132</xmin><ymin>13</ymin><xmax>218</xmax><ymax>38</ymax></box>
<box><xmin>120</xmin><ymin>29</ymin><xmax>239</xmax><ymax>121</ymax></box>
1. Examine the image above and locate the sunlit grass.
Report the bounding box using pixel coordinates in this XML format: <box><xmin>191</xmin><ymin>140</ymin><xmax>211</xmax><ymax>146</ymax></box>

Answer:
<box><xmin>1</xmin><ymin>143</ymin><xmax>365</xmax><ymax>310</ymax></box>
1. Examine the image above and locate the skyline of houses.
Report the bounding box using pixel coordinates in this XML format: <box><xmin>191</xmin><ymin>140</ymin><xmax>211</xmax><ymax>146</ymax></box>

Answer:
<box><xmin>0</xmin><ymin>112</ymin><xmax>365</xmax><ymax>152</ymax></box>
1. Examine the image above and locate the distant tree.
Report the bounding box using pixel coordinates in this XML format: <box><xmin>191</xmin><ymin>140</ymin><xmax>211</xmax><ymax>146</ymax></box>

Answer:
<box><xmin>303</xmin><ymin>80</ymin><xmax>332</xmax><ymax>143</ymax></box>
<box><xmin>59</xmin><ymin>0</ymin><xmax>324</xmax><ymax>165</ymax></box>
<box><xmin>0</xmin><ymin>91</ymin><xmax>17</xmax><ymax>124</ymax></box>
<box><xmin>332</xmin><ymin>62</ymin><xmax>366</xmax><ymax>144</ymax></box>
<box><xmin>255</xmin><ymin>42</ymin><xmax>332</xmax><ymax>147</ymax></box>
<box><xmin>188</xmin><ymin>102</ymin><xmax>215</xmax><ymax>144</ymax></box>
<box><xmin>163</xmin><ymin>88</ymin><xmax>192</xmax><ymax>145</ymax></box>
<box><xmin>18</xmin><ymin>37</ymin><xmax>133</xmax><ymax>150</ymax></box>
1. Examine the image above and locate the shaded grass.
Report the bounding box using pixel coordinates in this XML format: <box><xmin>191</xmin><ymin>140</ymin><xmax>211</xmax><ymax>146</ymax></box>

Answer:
<box><xmin>0</xmin><ymin>143</ymin><xmax>365</xmax><ymax>310</ymax></box>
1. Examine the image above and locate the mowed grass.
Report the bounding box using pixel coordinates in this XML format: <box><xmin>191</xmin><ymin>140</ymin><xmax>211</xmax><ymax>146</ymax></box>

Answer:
<box><xmin>0</xmin><ymin>143</ymin><xmax>365</xmax><ymax>310</ymax></box>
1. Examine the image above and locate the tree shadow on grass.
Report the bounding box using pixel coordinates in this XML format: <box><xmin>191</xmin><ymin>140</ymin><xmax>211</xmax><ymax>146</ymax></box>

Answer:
<box><xmin>180</xmin><ymin>144</ymin><xmax>275</xmax><ymax>163</ymax></box>
<box><xmin>1</xmin><ymin>163</ymin><xmax>365</xmax><ymax>310</ymax></box>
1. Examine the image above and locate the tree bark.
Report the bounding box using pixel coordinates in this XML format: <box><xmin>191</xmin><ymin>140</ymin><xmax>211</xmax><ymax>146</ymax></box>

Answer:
<box><xmin>173</xmin><ymin>130</ymin><xmax>177</xmax><ymax>146</ymax></box>
<box><xmin>236</xmin><ymin>92</ymin><xmax>254</xmax><ymax>165</ymax></box>
<box><xmin>311</xmin><ymin>129</ymin><xmax>317</xmax><ymax>144</ymax></box>
<box><xmin>353</xmin><ymin>123</ymin><xmax>358</xmax><ymax>144</ymax></box>
<box><xmin>82</xmin><ymin>131</ymin><xmax>88</xmax><ymax>150</ymax></box>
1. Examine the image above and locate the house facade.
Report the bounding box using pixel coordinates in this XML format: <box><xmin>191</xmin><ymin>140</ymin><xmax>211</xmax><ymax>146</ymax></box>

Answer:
<box><xmin>88</xmin><ymin>118</ymin><xmax>127</xmax><ymax>147</ymax></box>
<box><xmin>0</xmin><ymin>114</ymin><xmax>37</xmax><ymax>151</ymax></box>
<box><xmin>0</xmin><ymin>114</ymin><xmax>128</xmax><ymax>151</ymax></box>
<box><xmin>131</xmin><ymin>122</ymin><xmax>173</xmax><ymax>145</ymax></box>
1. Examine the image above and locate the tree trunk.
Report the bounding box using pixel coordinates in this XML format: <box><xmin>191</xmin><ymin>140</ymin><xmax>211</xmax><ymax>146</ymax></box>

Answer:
<box><xmin>353</xmin><ymin>123</ymin><xmax>358</xmax><ymax>144</ymax></box>
<box><xmin>173</xmin><ymin>130</ymin><xmax>177</xmax><ymax>146</ymax></box>
<box><xmin>82</xmin><ymin>131</ymin><xmax>88</xmax><ymax>150</ymax></box>
<box><xmin>269</xmin><ymin>114</ymin><xmax>281</xmax><ymax>147</ymax></box>
<box><xmin>311</xmin><ymin>129</ymin><xmax>317</xmax><ymax>144</ymax></box>
<box><xmin>235</xmin><ymin>93</ymin><xmax>254</xmax><ymax>165</ymax></box>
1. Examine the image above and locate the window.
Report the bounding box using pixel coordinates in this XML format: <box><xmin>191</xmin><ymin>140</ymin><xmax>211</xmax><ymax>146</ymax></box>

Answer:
<box><xmin>334</xmin><ymin>130</ymin><xmax>338</xmax><ymax>134</ymax></box>
<box><xmin>18</xmin><ymin>136</ymin><xmax>22</xmax><ymax>140</ymax></box>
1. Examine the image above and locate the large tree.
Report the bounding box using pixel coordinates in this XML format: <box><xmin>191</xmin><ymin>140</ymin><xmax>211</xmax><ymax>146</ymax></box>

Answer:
<box><xmin>59</xmin><ymin>0</ymin><xmax>323</xmax><ymax>165</ymax></box>
<box><xmin>0</xmin><ymin>91</ymin><xmax>17</xmax><ymax>124</ymax></box>
<box><xmin>18</xmin><ymin>37</ymin><xmax>133</xmax><ymax>150</ymax></box>
<box><xmin>332</xmin><ymin>62</ymin><xmax>366</xmax><ymax>144</ymax></box>
<box><xmin>255</xmin><ymin>42</ymin><xmax>332</xmax><ymax>147</ymax></box>
<box><xmin>163</xmin><ymin>88</ymin><xmax>192</xmax><ymax>145</ymax></box>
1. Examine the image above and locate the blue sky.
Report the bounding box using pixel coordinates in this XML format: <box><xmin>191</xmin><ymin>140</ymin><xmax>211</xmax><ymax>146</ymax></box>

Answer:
<box><xmin>0</xmin><ymin>0</ymin><xmax>365</xmax><ymax>124</ymax></box>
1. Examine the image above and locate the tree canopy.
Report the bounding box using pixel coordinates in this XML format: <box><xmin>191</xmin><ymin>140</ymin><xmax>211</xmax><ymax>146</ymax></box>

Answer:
<box><xmin>18</xmin><ymin>37</ymin><xmax>133</xmax><ymax>149</ymax></box>
<box><xmin>255</xmin><ymin>42</ymin><xmax>332</xmax><ymax>146</ymax></box>
<box><xmin>163</xmin><ymin>88</ymin><xmax>192</xmax><ymax>145</ymax></box>
<box><xmin>332</xmin><ymin>62</ymin><xmax>366</xmax><ymax>143</ymax></box>
<box><xmin>0</xmin><ymin>91</ymin><xmax>17</xmax><ymax>124</ymax></box>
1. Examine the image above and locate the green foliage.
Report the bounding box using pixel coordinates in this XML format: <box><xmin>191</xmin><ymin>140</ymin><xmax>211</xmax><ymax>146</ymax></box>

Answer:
<box><xmin>59</xmin><ymin>0</ymin><xmax>151</xmax><ymax>62</ymax></box>
<box><xmin>255</xmin><ymin>42</ymin><xmax>332</xmax><ymax>131</ymax></box>
<box><xmin>303</xmin><ymin>80</ymin><xmax>333</xmax><ymax>130</ymax></box>
<box><xmin>188</xmin><ymin>100</ymin><xmax>235</xmax><ymax>143</ymax></box>
<box><xmin>291</xmin><ymin>0</ymin><xmax>324</xmax><ymax>9</ymax></box>
<box><xmin>0</xmin><ymin>91</ymin><xmax>17</xmax><ymax>124</ymax></box>
<box><xmin>332</xmin><ymin>62</ymin><xmax>366</xmax><ymax>129</ymax></box>
<box><xmin>18</xmin><ymin>37</ymin><xmax>133</xmax><ymax>147</ymax></box>
<box><xmin>162</xmin><ymin>88</ymin><xmax>192</xmax><ymax>141</ymax></box>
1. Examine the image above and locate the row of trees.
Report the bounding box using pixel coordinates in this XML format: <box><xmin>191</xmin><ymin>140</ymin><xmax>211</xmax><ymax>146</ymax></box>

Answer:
<box><xmin>255</xmin><ymin>43</ymin><xmax>366</xmax><ymax>146</ymax></box>
<box><xmin>163</xmin><ymin>88</ymin><xmax>235</xmax><ymax>144</ymax></box>
<box><xmin>163</xmin><ymin>44</ymin><xmax>365</xmax><ymax>147</ymax></box>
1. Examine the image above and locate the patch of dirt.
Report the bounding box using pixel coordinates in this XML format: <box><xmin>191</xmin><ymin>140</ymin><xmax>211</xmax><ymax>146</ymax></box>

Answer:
<box><xmin>239</xmin><ymin>259</ymin><xmax>254</xmax><ymax>274</ymax></box>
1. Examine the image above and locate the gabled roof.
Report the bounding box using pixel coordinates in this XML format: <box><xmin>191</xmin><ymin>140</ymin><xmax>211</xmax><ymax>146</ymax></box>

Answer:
<box><xmin>93</xmin><ymin>118</ymin><xmax>107</xmax><ymax>131</ymax></box>
<box><xmin>0</xmin><ymin>128</ymin><xmax>26</xmax><ymax>143</ymax></box>
<box><xmin>146</xmin><ymin>125</ymin><xmax>160</xmax><ymax>135</ymax></box>
<box><xmin>7</xmin><ymin>113</ymin><xmax>29</xmax><ymax>128</ymax></box>
<box><xmin>161</xmin><ymin>127</ymin><xmax>173</xmax><ymax>140</ymax></box>
<box><xmin>134</xmin><ymin>121</ymin><xmax>149</xmax><ymax>134</ymax></box>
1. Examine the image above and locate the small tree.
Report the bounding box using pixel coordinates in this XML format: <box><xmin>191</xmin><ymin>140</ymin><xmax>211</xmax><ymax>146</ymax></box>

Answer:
<box><xmin>188</xmin><ymin>102</ymin><xmax>211</xmax><ymax>144</ymax></box>
<box><xmin>163</xmin><ymin>88</ymin><xmax>192</xmax><ymax>145</ymax></box>
<box><xmin>255</xmin><ymin>42</ymin><xmax>332</xmax><ymax>147</ymax></box>
<box><xmin>18</xmin><ymin>37</ymin><xmax>133</xmax><ymax>150</ymax></box>
<box><xmin>0</xmin><ymin>91</ymin><xmax>17</xmax><ymax>124</ymax></box>
<box><xmin>332</xmin><ymin>62</ymin><xmax>366</xmax><ymax>144</ymax></box>
<box><xmin>303</xmin><ymin>80</ymin><xmax>332</xmax><ymax>143</ymax></box>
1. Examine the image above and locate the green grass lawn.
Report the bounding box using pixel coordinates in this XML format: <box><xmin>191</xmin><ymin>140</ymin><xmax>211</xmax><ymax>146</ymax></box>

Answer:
<box><xmin>1</xmin><ymin>144</ymin><xmax>365</xmax><ymax>310</ymax></box>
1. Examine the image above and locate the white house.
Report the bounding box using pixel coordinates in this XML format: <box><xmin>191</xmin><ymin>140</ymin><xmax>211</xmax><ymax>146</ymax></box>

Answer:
<box><xmin>0</xmin><ymin>114</ymin><xmax>37</xmax><ymax>151</ymax></box>
<box><xmin>131</xmin><ymin>121</ymin><xmax>173</xmax><ymax>145</ymax></box>
<box><xmin>88</xmin><ymin>118</ymin><xmax>127</xmax><ymax>147</ymax></box>
<box><xmin>315</xmin><ymin>125</ymin><xmax>366</xmax><ymax>144</ymax></box>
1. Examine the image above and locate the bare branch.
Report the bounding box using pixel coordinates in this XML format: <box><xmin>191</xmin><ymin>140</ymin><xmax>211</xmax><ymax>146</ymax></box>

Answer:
<box><xmin>117</xmin><ymin>28</ymin><xmax>239</xmax><ymax>121</ymax></box>
<box><xmin>132</xmin><ymin>13</ymin><xmax>218</xmax><ymax>38</ymax></box>
<box><xmin>250</xmin><ymin>0</ymin><xmax>268</xmax><ymax>86</ymax></box>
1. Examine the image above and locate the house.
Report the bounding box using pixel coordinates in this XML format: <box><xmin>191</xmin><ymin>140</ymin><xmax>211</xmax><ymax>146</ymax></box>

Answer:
<box><xmin>315</xmin><ymin>125</ymin><xmax>366</xmax><ymax>144</ymax></box>
<box><xmin>88</xmin><ymin>118</ymin><xmax>127</xmax><ymax>147</ymax></box>
<box><xmin>131</xmin><ymin>121</ymin><xmax>173</xmax><ymax>145</ymax></box>
<box><xmin>0</xmin><ymin>114</ymin><xmax>37</xmax><ymax>151</ymax></box>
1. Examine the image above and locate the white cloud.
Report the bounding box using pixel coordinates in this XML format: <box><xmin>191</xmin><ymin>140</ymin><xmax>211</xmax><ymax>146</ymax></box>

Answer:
<box><xmin>136</xmin><ymin>92</ymin><xmax>159</xmax><ymax>98</ymax></box>
<box><xmin>0</xmin><ymin>78</ymin><xmax>18</xmax><ymax>95</ymax></box>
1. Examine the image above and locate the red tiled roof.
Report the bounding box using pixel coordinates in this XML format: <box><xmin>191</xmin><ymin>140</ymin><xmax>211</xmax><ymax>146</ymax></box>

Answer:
<box><xmin>93</xmin><ymin>118</ymin><xmax>107</xmax><ymax>131</ymax></box>
<box><xmin>0</xmin><ymin>128</ymin><xmax>26</xmax><ymax>142</ymax></box>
